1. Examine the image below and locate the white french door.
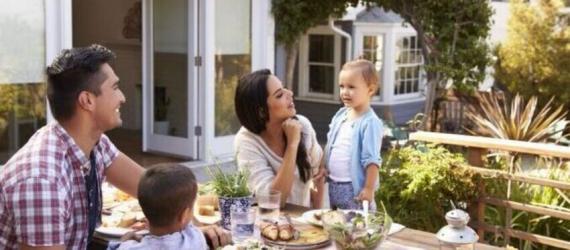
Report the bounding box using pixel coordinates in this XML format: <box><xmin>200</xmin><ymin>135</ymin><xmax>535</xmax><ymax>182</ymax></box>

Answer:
<box><xmin>142</xmin><ymin>0</ymin><xmax>199</xmax><ymax>159</ymax></box>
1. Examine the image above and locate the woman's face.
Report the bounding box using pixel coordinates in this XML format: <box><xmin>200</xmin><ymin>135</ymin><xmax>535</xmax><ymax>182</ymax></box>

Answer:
<box><xmin>266</xmin><ymin>75</ymin><xmax>295</xmax><ymax>122</ymax></box>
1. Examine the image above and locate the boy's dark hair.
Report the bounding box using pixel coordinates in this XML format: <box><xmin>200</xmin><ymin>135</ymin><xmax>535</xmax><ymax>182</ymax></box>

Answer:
<box><xmin>234</xmin><ymin>69</ymin><xmax>312</xmax><ymax>183</ymax></box>
<box><xmin>137</xmin><ymin>163</ymin><xmax>198</xmax><ymax>228</ymax></box>
<box><xmin>46</xmin><ymin>44</ymin><xmax>116</xmax><ymax>121</ymax></box>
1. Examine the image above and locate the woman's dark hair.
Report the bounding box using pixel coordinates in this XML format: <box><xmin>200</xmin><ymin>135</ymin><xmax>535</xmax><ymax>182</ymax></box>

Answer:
<box><xmin>138</xmin><ymin>163</ymin><xmax>198</xmax><ymax>227</ymax></box>
<box><xmin>46</xmin><ymin>44</ymin><xmax>116</xmax><ymax>121</ymax></box>
<box><xmin>235</xmin><ymin>69</ymin><xmax>312</xmax><ymax>182</ymax></box>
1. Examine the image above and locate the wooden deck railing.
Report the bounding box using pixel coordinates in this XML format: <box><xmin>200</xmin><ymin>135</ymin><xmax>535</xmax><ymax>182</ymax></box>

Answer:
<box><xmin>409</xmin><ymin>131</ymin><xmax>570</xmax><ymax>249</ymax></box>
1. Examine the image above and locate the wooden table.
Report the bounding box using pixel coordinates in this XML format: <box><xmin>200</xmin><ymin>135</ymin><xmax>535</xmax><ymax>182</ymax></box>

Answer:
<box><xmin>92</xmin><ymin>203</ymin><xmax>503</xmax><ymax>250</ymax></box>
<box><xmin>282</xmin><ymin>204</ymin><xmax>502</xmax><ymax>250</ymax></box>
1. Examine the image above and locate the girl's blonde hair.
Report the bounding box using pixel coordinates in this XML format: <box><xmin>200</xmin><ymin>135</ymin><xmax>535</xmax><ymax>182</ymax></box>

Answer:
<box><xmin>341</xmin><ymin>59</ymin><xmax>379</xmax><ymax>93</ymax></box>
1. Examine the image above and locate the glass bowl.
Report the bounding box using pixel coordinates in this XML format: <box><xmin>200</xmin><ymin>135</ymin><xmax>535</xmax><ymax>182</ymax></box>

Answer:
<box><xmin>322</xmin><ymin>210</ymin><xmax>392</xmax><ymax>250</ymax></box>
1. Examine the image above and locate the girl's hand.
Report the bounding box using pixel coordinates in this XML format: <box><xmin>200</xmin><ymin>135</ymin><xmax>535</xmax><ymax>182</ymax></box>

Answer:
<box><xmin>313</xmin><ymin>167</ymin><xmax>328</xmax><ymax>182</ymax></box>
<box><xmin>282</xmin><ymin>118</ymin><xmax>302</xmax><ymax>145</ymax></box>
<box><xmin>356</xmin><ymin>186</ymin><xmax>374</xmax><ymax>203</ymax></box>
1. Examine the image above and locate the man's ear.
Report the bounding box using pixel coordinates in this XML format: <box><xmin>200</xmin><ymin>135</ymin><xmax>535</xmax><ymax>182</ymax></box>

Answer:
<box><xmin>77</xmin><ymin>91</ymin><xmax>95</xmax><ymax>111</ymax></box>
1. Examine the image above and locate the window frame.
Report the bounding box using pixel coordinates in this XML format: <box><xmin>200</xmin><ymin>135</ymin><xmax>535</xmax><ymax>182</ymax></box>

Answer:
<box><xmin>393</xmin><ymin>33</ymin><xmax>425</xmax><ymax>100</ymax></box>
<box><xmin>298</xmin><ymin>26</ymin><xmax>341</xmax><ymax>100</ymax></box>
<box><xmin>355</xmin><ymin>32</ymin><xmax>387</xmax><ymax>103</ymax></box>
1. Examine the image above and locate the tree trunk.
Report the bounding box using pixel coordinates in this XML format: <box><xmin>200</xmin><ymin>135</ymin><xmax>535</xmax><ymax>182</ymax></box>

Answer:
<box><xmin>422</xmin><ymin>77</ymin><xmax>439</xmax><ymax>131</ymax></box>
<box><xmin>285</xmin><ymin>40</ymin><xmax>299</xmax><ymax>92</ymax></box>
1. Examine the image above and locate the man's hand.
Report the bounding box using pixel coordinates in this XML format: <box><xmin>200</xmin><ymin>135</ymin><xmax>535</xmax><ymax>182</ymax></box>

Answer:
<box><xmin>201</xmin><ymin>225</ymin><xmax>232</xmax><ymax>249</ymax></box>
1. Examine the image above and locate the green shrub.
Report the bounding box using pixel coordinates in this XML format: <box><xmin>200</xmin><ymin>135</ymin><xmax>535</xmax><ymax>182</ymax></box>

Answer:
<box><xmin>483</xmin><ymin>156</ymin><xmax>570</xmax><ymax>249</ymax></box>
<box><xmin>376</xmin><ymin>143</ymin><xmax>479</xmax><ymax>232</ymax></box>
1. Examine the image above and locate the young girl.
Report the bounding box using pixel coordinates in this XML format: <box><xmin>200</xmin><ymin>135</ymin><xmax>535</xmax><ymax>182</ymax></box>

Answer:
<box><xmin>324</xmin><ymin>59</ymin><xmax>383</xmax><ymax>210</ymax></box>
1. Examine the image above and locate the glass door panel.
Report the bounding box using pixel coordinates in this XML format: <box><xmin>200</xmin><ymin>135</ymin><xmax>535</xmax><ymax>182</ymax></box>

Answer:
<box><xmin>214</xmin><ymin>0</ymin><xmax>251</xmax><ymax>137</ymax></box>
<box><xmin>153</xmin><ymin>0</ymin><xmax>188</xmax><ymax>137</ymax></box>
<box><xmin>144</xmin><ymin>0</ymin><xmax>197</xmax><ymax>159</ymax></box>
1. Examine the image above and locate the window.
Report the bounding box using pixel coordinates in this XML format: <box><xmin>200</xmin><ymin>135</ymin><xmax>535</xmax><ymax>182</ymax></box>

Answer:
<box><xmin>214</xmin><ymin>0</ymin><xmax>251</xmax><ymax>136</ymax></box>
<box><xmin>298</xmin><ymin>26</ymin><xmax>341</xmax><ymax>100</ymax></box>
<box><xmin>0</xmin><ymin>0</ymin><xmax>47</xmax><ymax>164</ymax></box>
<box><xmin>362</xmin><ymin>35</ymin><xmax>384</xmax><ymax>98</ymax></box>
<box><xmin>307</xmin><ymin>34</ymin><xmax>335</xmax><ymax>95</ymax></box>
<box><xmin>394</xmin><ymin>36</ymin><xmax>423</xmax><ymax>97</ymax></box>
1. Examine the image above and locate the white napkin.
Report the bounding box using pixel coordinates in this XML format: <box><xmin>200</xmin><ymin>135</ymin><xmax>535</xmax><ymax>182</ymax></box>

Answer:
<box><xmin>388</xmin><ymin>223</ymin><xmax>406</xmax><ymax>235</ymax></box>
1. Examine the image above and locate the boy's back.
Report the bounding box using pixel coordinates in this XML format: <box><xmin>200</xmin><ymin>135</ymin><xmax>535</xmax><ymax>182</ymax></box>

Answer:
<box><xmin>110</xmin><ymin>224</ymin><xmax>208</xmax><ymax>250</ymax></box>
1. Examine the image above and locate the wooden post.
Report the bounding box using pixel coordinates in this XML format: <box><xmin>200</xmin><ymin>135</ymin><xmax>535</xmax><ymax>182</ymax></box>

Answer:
<box><xmin>468</xmin><ymin>147</ymin><xmax>487</xmax><ymax>167</ymax></box>
<box><xmin>477</xmin><ymin>181</ymin><xmax>486</xmax><ymax>241</ymax></box>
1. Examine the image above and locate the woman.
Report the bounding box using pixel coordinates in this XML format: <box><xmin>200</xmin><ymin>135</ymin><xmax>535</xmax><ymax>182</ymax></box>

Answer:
<box><xmin>234</xmin><ymin>69</ymin><xmax>325</xmax><ymax>208</ymax></box>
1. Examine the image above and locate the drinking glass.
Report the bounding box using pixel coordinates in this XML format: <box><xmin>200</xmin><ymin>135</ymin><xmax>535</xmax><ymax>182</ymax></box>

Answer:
<box><xmin>230</xmin><ymin>207</ymin><xmax>256</xmax><ymax>244</ymax></box>
<box><xmin>256</xmin><ymin>189</ymin><xmax>281</xmax><ymax>222</ymax></box>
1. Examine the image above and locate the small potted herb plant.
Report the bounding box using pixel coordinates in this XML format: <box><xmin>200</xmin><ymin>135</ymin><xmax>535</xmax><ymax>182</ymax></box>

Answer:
<box><xmin>208</xmin><ymin>165</ymin><xmax>252</xmax><ymax>229</ymax></box>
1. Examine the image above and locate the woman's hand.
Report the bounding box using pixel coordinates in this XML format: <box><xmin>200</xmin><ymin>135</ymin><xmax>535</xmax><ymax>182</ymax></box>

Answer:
<box><xmin>282</xmin><ymin>118</ymin><xmax>302</xmax><ymax>145</ymax></box>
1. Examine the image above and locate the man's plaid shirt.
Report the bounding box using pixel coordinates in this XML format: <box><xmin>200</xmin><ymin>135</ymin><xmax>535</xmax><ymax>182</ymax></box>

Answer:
<box><xmin>0</xmin><ymin>122</ymin><xmax>118</xmax><ymax>249</ymax></box>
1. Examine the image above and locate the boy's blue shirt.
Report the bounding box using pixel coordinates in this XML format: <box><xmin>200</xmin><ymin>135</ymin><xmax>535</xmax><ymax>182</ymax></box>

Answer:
<box><xmin>325</xmin><ymin>107</ymin><xmax>383</xmax><ymax>196</ymax></box>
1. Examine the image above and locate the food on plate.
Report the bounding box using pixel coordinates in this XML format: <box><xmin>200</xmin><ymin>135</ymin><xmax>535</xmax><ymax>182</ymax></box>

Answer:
<box><xmin>222</xmin><ymin>238</ymin><xmax>279</xmax><ymax>250</ymax></box>
<box><xmin>199</xmin><ymin>205</ymin><xmax>216</xmax><ymax>216</ymax></box>
<box><xmin>260</xmin><ymin>221</ymin><xmax>279</xmax><ymax>241</ymax></box>
<box><xmin>321</xmin><ymin>210</ymin><xmax>345</xmax><ymax>225</ymax></box>
<box><xmin>277</xmin><ymin>223</ymin><xmax>295</xmax><ymax>241</ymax></box>
<box><xmin>313</xmin><ymin>211</ymin><xmax>325</xmax><ymax>221</ymax></box>
<box><xmin>115</xmin><ymin>189</ymin><xmax>132</xmax><ymax>202</ymax></box>
<box><xmin>118</xmin><ymin>213</ymin><xmax>137</xmax><ymax>228</ymax></box>
<box><xmin>301</xmin><ymin>228</ymin><xmax>328</xmax><ymax>243</ymax></box>
<box><xmin>196</xmin><ymin>194</ymin><xmax>219</xmax><ymax>210</ymax></box>
<box><xmin>322</xmin><ymin>210</ymin><xmax>392</xmax><ymax>250</ymax></box>
<box><xmin>129</xmin><ymin>221</ymin><xmax>148</xmax><ymax>230</ymax></box>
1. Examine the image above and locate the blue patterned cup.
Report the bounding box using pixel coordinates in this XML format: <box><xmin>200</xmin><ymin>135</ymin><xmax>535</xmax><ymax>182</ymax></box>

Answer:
<box><xmin>218</xmin><ymin>196</ymin><xmax>253</xmax><ymax>229</ymax></box>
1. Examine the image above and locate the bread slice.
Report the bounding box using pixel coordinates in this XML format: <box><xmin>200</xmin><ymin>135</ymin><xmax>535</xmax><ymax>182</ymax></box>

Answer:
<box><xmin>199</xmin><ymin>205</ymin><xmax>215</xmax><ymax>216</ymax></box>
<box><xmin>117</xmin><ymin>212</ymin><xmax>137</xmax><ymax>227</ymax></box>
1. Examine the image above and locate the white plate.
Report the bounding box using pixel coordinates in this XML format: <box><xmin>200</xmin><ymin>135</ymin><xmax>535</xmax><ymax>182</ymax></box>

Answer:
<box><xmin>301</xmin><ymin>209</ymin><xmax>365</xmax><ymax>227</ymax></box>
<box><xmin>301</xmin><ymin>209</ymin><xmax>330</xmax><ymax>227</ymax></box>
<box><xmin>95</xmin><ymin>227</ymin><xmax>149</xmax><ymax>237</ymax></box>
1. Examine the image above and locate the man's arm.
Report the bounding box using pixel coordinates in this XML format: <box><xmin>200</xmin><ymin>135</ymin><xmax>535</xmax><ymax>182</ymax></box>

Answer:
<box><xmin>20</xmin><ymin>244</ymin><xmax>65</xmax><ymax>250</ymax></box>
<box><xmin>104</xmin><ymin>152</ymin><xmax>145</xmax><ymax>197</ymax></box>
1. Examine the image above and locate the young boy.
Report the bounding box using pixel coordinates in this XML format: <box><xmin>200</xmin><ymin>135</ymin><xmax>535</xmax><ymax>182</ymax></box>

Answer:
<box><xmin>108</xmin><ymin>164</ymin><xmax>208</xmax><ymax>250</ymax></box>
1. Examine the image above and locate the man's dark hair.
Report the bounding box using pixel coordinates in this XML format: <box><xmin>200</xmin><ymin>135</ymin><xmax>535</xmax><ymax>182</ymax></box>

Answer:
<box><xmin>46</xmin><ymin>44</ymin><xmax>115</xmax><ymax>121</ymax></box>
<box><xmin>234</xmin><ymin>69</ymin><xmax>312</xmax><ymax>183</ymax></box>
<box><xmin>137</xmin><ymin>163</ymin><xmax>198</xmax><ymax>228</ymax></box>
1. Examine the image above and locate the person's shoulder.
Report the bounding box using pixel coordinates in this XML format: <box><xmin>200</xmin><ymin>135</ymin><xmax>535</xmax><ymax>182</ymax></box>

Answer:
<box><xmin>332</xmin><ymin>107</ymin><xmax>348</xmax><ymax>119</ymax></box>
<box><xmin>1</xmin><ymin>124</ymin><xmax>67</xmax><ymax>187</ymax></box>
<box><xmin>234</xmin><ymin>127</ymin><xmax>259</xmax><ymax>144</ymax></box>
<box><xmin>111</xmin><ymin>239</ymin><xmax>149</xmax><ymax>250</ymax></box>
<box><xmin>362</xmin><ymin>109</ymin><xmax>383</xmax><ymax>126</ymax></box>
<box><xmin>182</xmin><ymin>224</ymin><xmax>208</xmax><ymax>246</ymax></box>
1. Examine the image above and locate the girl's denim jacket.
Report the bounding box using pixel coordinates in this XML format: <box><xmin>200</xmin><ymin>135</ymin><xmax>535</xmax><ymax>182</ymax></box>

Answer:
<box><xmin>324</xmin><ymin>107</ymin><xmax>383</xmax><ymax>196</ymax></box>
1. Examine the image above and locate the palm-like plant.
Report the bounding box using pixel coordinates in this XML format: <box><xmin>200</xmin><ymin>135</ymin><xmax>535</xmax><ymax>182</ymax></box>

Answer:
<box><xmin>466</xmin><ymin>93</ymin><xmax>567</xmax><ymax>142</ymax></box>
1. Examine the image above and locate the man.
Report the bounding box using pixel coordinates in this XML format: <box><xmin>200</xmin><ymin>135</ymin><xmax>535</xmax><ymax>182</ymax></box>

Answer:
<box><xmin>0</xmin><ymin>45</ymin><xmax>230</xmax><ymax>250</ymax></box>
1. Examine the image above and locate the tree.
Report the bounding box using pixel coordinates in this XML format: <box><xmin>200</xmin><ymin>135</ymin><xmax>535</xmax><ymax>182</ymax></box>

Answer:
<box><xmin>271</xmin><ymin>0</ymin><xmax>350</xmax><ymax>91</ymax></box>
<box><xmin>272</xmin><ymin>0</ymin><xmax>493</xmax><ymax>129</ymax></box>
<box><xmin>363</xmin><ymin>0</ymin><xmax>493</xmax><ymax>129</ymax></box>
<box><xmin>495</xmin><ymin>0</ymin><xmax>570</xmax><ymax>108</ymax></box>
